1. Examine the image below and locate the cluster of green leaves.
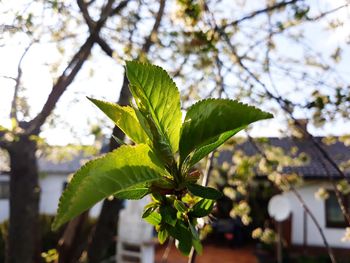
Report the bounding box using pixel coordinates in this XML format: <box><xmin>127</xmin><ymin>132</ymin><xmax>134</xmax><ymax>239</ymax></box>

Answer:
<box><xmin>52</xmin><ymin>61</ymin><xmax>272</xmax><ymax>255</ymax></box>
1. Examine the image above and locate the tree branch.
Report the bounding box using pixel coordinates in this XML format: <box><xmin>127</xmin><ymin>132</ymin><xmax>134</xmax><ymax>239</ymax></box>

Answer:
<box><xmin>306</xmin><ymin>3</ymin><xmax>349</xmax><ymax>21</ymax></box>
<box><xmin>111</xmin><ymin>0</ymin><xmax>129</xmax><ymax>16</ymax></box>
<box><xmin>141</xmin><ymin>0</ymin><xmax>166</xmax><ymax>53</ymax></box>
<box><xmin>189</xmin><ymin>51</ymin><xmax>225</xmax><ymax>263</ymax></box>
<box><xmin>27</xmin><ymin>0</ymin><xmax>116</xmax><ymax>135</ymax></box>
<box><xmin>222</xmin><ymin>0</ymin><xmax>301</xmax><ymax>29</ymax></box>
<box><xmin>289</xmin><ymin>185</ymin><xmax>336</xmax><ymax>263</ymax></box>
<box><xmin>10</xmin><ymin>42</ymin><xmax>34</xmax><ymax>122</ymax></box>
<box><xmin>77</xmin><ymin>0</ymin><xmax>130</xmax><ymax>57</ymax></box>
<box><xmin>1</xmin><ymin>75</ymin><xmax>16</xmax><ymax>81</ymax></box>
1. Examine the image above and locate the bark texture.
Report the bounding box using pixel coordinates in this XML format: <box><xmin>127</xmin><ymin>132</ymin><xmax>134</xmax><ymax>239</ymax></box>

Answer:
<box><xmin>7</xmin><ymin>135</ymin><xmax>40</xmax><ymax>263</ymax></box>
<box><xmin>57</xmin><ymin>212</ymin><xmax>89</xmax><ymax>263</ymax></box>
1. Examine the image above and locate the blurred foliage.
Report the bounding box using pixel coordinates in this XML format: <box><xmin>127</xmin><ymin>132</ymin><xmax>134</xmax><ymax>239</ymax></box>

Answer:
<box><xmin>0</xmin><ymin>149</ymin><xmax>10</xmax><ymax>172</ymax></box>
<box><xmin>2</xmin><ymin>0</ymin><xmax>350</xmax><ymax>134</ymax></box>
<box><xmin>0</xmin><ymin>214</ymin><xmax>98</xmax><ymax>263</ymax></box>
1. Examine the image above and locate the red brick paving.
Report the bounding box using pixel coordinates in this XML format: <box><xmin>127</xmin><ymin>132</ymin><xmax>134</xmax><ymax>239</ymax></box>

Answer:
<box><xmin>155</xmin><ymin>244</ymin><xmax>258</xmax><ymax>263</ymax></box>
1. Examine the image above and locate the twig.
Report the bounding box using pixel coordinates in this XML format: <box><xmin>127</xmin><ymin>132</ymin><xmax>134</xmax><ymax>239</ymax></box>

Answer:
<box><xmin>188</xmin><ymin>48</ymin><xmax>225</xmax><ymax>263</ymax></box>
<box><xmin>27</xmin><ymin>0</ymin><xmax>117</xmax><ymax>135</ymax></box>
<box><xmin>77</xmin><ymin>0</ymin><xmax>131</xmax><ymax>57</ymax></box>
<box><xmin>0</xmin><ymin>75</ymin><xmax>16</xmax><ymax>81</ymax></box>
<box><xmin>290</xmin><ymin>185</ymin><xmax>336</xmax><ymax>263</ymax></box>
<box><xmin>10</xmin><ymin>42</ymin><xmax>34</xmax><ymax>121</ymax></box>
<box><xmin>141</xmin><ymin>0</ymin><xmax>166</xmax><ymax>53</ymax></box>
<box><xmin>222</xmin><ymin>0</ymin><xmax>301</xmax><ymax>29</ymax></box>
<box><xmin>306</xmin><ymin>4</ymin><xmax>349</xmax><ymax>21</ymax></box>
<box><xmin>160</xmin><ymin>237</ymin><xmax>174</xmax><ymax>263</ymax></box>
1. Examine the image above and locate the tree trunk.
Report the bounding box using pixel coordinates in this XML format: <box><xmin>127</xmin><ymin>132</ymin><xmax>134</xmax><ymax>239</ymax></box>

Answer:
<box><xmin>86</xmin><ymin>198</ymin><xmax>124</xmax><ymax>262</ymax></box>
<box><xmin>57</xmin><ymin>212</ymin><xmax>89</xmax><ymax>263</ymax></box>
<box><xmin>7</xmin><ymin>135</ymin><xmax>40</xmax><ymax>263</ymax></box>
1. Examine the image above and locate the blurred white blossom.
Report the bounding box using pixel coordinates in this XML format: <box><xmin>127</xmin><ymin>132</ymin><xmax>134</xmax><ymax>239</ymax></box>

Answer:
<box><xmin>252</xmin><ymin>228</ymin><xmax>263</xmax><ymax>239</ymax></box>
<box><xmin>315</xmin><ymin>187</ymin><xmax>329</xmax><ymax>200</ymax></box>
<box><xmin>341</xmin><ymin>227</ymin><xmax>350</xmax><ymax>242</ymax></box>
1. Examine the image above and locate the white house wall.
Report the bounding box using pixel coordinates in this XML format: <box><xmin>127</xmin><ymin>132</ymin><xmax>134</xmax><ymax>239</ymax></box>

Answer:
<box><xmin>0</xmin><ymin>173</ymin><xmax>102</xmax><ymax>223</ymax></box>
<box><xmin>283</xmin><ymin>182</ymin><xmax>350</xmax><ymax>249</ymax></box>
<box><xmin>40</xmin><ymin>174</ymin><xmax>69</xmax><ymax>214</ymax></box>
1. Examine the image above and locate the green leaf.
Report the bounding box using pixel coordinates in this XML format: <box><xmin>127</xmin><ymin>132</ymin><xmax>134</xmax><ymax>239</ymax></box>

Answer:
<box><xmin>174</xmin><ymin>200</ymin><xmax>187</xmax><ymax>213</ymax></box>
<box><xmin>189</xmin><ymin>199</ymin><xmax>214</xmax><ymax>218</ymax></box>
<box><xmin>160</xmin><ymin>205</ymin><xmax>177</xmax><ymax>226</ymax></box>
<box><xmin>142</xmin><ymin>206</ymin><xmax>156</xmax><ymax>219</ymax></box>
<box><xmin>144</xmin><ymin>211</ymin><xmax>162</xmax><ymax>226</ymax></box>
<box><xmin>187</xmin><ymin>183</ymin><xmax>223</xmax><ymax>200</ymax></box>
<box><xmin>152</xmin><ymin>192</ymin><xmax>166</xmax><ymax>202</ymax></box>
<box><xmin>179</xmin><ymin>99</ymin><xmax>273</xmax><ymax>170</ymax></box>
<box><xmin>188</xmin><ymin>220</ymin><xmax>202</xmax><ymax>254</ymax></box>
<box><xmin>158</xmin><ymin>229</ymin><xmax>169</xmax><ymax>244</ymax></box>
<box><xmin>114</xmin><ymin>186</ymin><xmax>149</xmax><ymax>200</ymax></box>
<box><xmin>52</xmin><ymin>144</ymin><xmax>165</xmax><ymax>230</ymax></box>
<box><xmin>88</xmin><ymin>97</ymin><xmax>149</xmax><ymax>144</ymax></box>
<box><xmin>125</xmin><ymin>61</ymin><xmax>182</xmax><ymax>155</ymax></box>
<box><xmin>192</xmin><ymin>238</ymin><xmax>203</xmax><ymax>255</ymax></box>
<box><xmin>168</xmin><ymin>221</ymin><xmax>192</xmax><ymax>256</ymax></box>
<box><xmin>188</xmin><ymin>221</ymin><xmax>199</xmax><ymax>240</ymax></box>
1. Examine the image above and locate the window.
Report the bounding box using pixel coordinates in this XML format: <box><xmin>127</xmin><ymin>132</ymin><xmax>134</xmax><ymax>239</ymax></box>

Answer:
<box><xmin>0</xmin><ymin>180</ymin><xmax>9</xmax><ymax>199</ymax></box>
<box><xmin>325</xmin><ymin>191</ymin><xmax>350</xmax><ymax>228</ymax></box>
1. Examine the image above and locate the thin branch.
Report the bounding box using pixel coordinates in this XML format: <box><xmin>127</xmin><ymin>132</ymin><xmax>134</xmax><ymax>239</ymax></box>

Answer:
<box><xmin>77</xmin><ymin>0</ymin><xmax>129</xmax><ymax>57</ymax></box>
<box><xmin>289</xmin><ymin>185</ymin><xmax>336</xmax><ymax>263</ymax></box>
<box><xmin>160</xmin><ymin>237</ymin><xmax>174</xmax><ymax>263</ymax></box>
<box><xmin>222</xmin><ymin>0</ymin><xmax>301</xmax><ymax>29</ymax></box>
<box><xmin>188</xmin><ymin>50</ymin><xmax>225</xmax><ymax>263</ymax></box>
<box><xmin>306</xmin><ymin>3</ymin><xmax>349</xmax><ymax>21</ymax></box>
<box><xmin>86</xmin><ymin>0</ymin><xmax>165</xmax><ymax>59</ymax></box>
<box><xmin>141</xmin><ymin>0</ymin><xmax>166</xmax><ymax>53</ymax></box>
<box><xmin>1</xmin><ymin>76</ymin><xmax>16</xmax><ymax>81</ymax></box>
<box><xmin>10</xmin><ymin>42</ymin><xmax>34</xmax><ymax>121</ymax></box>
<box><xmin>27</xmin><ymin>0</ymin><xmax>116</xmax><ymax>135</ymax></box>
<box><xmin>188</xmin><ymin>152</ymin><xmax>214</xmax><ymax>263</ymax></box>
<box><xmin>172</xmin><ymin>56</ymin><xmax>189</xmax><ymax>78</ymax></box>
<box><xmin>110</xmin><ymin>0</ymin><xmax>129</xmax><ymax>16</ymax></box>
<box><xmin>211</xmin><ymin>53</ymin><xmax>226</xmax><ymax>97</ymax></box>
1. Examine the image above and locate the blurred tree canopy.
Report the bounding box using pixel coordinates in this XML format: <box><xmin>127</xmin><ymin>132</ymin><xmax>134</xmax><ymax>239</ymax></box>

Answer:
<box><xmin>0</xmin><ymin>0</ymin><xmax>349</xmax><ymax>262</ymax></box>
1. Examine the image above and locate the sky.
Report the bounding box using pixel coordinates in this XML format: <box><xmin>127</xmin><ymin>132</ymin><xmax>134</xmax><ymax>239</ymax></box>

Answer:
<box><xmin>1</xmin><ymin>0</ymin><xmax>350</xmax><ymax>146</ymax></box>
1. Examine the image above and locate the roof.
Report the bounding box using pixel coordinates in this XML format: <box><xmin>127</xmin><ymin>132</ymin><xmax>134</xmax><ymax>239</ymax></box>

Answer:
<box><xmin>1</xmin><ymin>137</ymin><xmax>349</xmax><ymax>179</ymax></box>
<box><xmin>37</xmin><ymin>151</ymin><xmax>92</xmax><ymax>174</ymax></box>
<box><xmin>0</xmin><ymin>150</ymin><xmax>94</xmax><ymax>176</ymax></box>
<box><xmin>218</xmin><ymin>137</ymin><xmax>350</xmax><ymax>180</ymax></box>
